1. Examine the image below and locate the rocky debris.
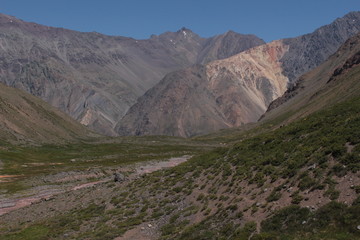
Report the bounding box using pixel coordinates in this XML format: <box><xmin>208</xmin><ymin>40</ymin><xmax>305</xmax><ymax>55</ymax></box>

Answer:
<box><xmin>41</xmin><ymin>196</ymin><xmax>55</xmax><ymax>202</ymax></box>
<box><xmin>0</xmin><ymin>202</ymin><xmax>16</xmax><ymax>208</ymax></box>
<box><xmin>263</xmin><ymin>78</ymin><xmax>304</xmax><ymax>114</ymax></box>
<box><xmin>328</xmin><ymin>50</ymin><xmax>360</xmax><ymax>83</ymax></box>
<box><xmin>113</xmin><ymin>172</ymin><xmax>126</xmax><ymax>182</ymax></box>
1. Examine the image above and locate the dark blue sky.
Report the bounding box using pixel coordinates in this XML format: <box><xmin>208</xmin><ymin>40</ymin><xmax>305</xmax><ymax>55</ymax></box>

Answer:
<box><xmin>2</xmin><ymin>0</ymin><xmax>360</xmax><ymax>42</ymax></box>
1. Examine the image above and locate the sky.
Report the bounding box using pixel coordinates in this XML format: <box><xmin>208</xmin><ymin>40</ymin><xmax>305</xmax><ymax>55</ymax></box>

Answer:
<box><xmin>1</xmin><ymin>0</ymin><xmax>360</xmax><ymax>42</ymax></box>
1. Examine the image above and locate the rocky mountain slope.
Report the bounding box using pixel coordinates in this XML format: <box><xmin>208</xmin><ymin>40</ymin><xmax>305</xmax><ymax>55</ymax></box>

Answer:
<box><xmin>0</xmin><ymin>83</ymin><xmax>95</xmax><ymax>144</ymax></box>
<box><xmin>0</xmin><ymin>14</ymin><xmax>264</xmax><ymax>135</ymax></box>
<box><xmin>118</xmin><ymin>41</ymin><xmax>289</xmax><ymax>137</ymax></box>
<box><xmin>117</xmin><ymin>11</ymin><xmax>360</xmax><ymax>137</ymax></box>
<box><xmin>262</xmin><ymin>31</ymin><xmax>360</xmax><ymax>124</ymax></box>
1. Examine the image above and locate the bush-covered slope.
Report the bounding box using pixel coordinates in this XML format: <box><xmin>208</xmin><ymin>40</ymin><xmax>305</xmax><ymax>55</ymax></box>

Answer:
<box><xmin>0</xmin><ymin>83</ymin><xmax>96</xmax><ymax>144</ymax></box>
<box><xmin>1</xmin><ymin>87</ymin><xmax>359</xmax><ymax>240</ymax></box>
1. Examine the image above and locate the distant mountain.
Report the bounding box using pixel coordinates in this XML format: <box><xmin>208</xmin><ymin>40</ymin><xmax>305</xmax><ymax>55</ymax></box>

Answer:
<box><xmin>280</xmin><ymin>11</ymin><xmax>360</xmax><ymax>83</ymax></box>
<box><xmin>0</xmin><ymin>83</ymin><xmax>95</xmax><ymax>144</ymax></box>
<box><xmin>117</xmin><ymin>41</ymin><xmax>289</xmax><ymax>137</ymax></box>
<box><xmin>117</xmin><ymin>11</ymin><xmax>360</xmax><ymax>137</ymax></box>
<box><xmin>0</xmin><ymin>14</ymin><xmax>264</xmax><ymax>135</ymax></box>
<box><xmin>197</xmin><ymin>30</ymin><xmax>265</xmax><ymax>63</ymax></box>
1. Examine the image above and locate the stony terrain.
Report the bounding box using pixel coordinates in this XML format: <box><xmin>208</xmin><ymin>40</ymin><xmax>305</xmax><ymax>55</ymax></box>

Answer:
<box><xmin>0</xmin><ymin>156</ymin><xmax>190</xmax><ymax>217</ymax></box>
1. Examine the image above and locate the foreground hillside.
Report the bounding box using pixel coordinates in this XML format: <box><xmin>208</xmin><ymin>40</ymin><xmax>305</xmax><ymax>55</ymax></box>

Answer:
<box><xmin>117</xmin><ymin>11</ymin><xmax>360</xmax><ymax>137</ymax></box>
<box><xmin>0</xmin><ymin>83</ymin><xmax>95</xmax><ymax>144</ymax></box>
<box><xmin>1</xmin><ymin>33</ymin><xmax>360</xmax><ymax>239</ymax></box>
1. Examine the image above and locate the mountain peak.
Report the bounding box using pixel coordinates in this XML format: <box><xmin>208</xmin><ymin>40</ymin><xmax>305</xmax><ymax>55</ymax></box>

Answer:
<box><xmin>0</xmin><ymin>13</ymin><xmax>21</xmax><ymax>24</ymax></box>
<box><xmin>177</xmin><ymin>27</ymin><xmax>192</xmax><ymax>33</ymax></box>
<box><xmin>176</xmin><ymin>27</ymin><xmax>194</xmax><ymax>38</ymax></box>
<box><xmin>150</xmin><ymin>27</ymin><xmax>196</xmax><ymax>39</ymax></box>
<box><xmin>225</xmin><ymin>30</ymin><xmax>236</xmax><ymax>35</ymax></box>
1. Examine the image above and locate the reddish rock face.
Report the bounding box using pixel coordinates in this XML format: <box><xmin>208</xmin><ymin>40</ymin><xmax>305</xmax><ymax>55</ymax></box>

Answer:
<box><xmin>117</xmin><ymin>41</ymin><xmax>290</xmax><ymax>137</ymax></box>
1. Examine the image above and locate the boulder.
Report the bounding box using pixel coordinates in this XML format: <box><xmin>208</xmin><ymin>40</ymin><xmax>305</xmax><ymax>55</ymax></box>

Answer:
<box><xmin>114</xmin><ymin>173</ymin><xmax>126</xmax><ymax>182</ymax></box>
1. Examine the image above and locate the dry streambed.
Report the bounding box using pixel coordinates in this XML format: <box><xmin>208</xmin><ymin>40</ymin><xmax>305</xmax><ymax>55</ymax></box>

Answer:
<box><xmin>0</xmin><ymin>156</ymin><xmax>190</xmax><ymax>216</ymax></box>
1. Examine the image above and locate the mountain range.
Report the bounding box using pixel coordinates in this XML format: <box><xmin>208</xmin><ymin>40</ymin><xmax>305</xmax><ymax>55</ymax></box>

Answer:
<box><xmin>0</xmin><ymin>13</ymin><xmax>263</xmax><ymax>136</ymax></box>
<box><xmin>117</xmin><ymin>11</ymin><xmax>360</xmax><ymax>137</ymax></box>
<box><xmin>0</xmin><ymin>12</ymin><xmax>360</xmax><ymax>138</ymax></box>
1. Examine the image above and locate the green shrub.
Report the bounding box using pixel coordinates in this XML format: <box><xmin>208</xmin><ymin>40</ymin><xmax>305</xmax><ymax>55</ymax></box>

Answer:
<box><xmin>291</xmin><ymin>191</ymin><xmax>304</xmax><ymax>204</ymax></box>
<box><xmin>266</xmin><ymin>189</ymin><xmax>282</xmax><ymax>202</ymax></box>
<box><xmin>298</xmin><ymin>175</ymin><xmax>317</xmax><ymax>191</ymax></box>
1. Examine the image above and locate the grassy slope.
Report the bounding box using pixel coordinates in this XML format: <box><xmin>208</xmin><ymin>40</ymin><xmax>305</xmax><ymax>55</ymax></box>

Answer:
<box><xmin>0</xmin><ymin>136</ymin><xmax>212</xmax><ymax>194</ymax></box>
<box><xmin>0</xmin><ymin>83</ymin><xmax>96</xmax><ymax>145</ymax></box>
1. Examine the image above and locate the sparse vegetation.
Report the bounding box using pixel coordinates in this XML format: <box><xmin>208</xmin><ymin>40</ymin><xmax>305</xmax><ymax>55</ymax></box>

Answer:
<box><xmin>1</xmin><ymin>91</ymin><xmax>360</xmax><ymax>240</ymax></box>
